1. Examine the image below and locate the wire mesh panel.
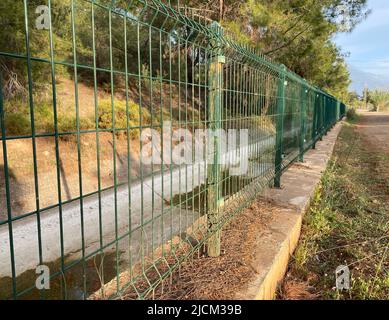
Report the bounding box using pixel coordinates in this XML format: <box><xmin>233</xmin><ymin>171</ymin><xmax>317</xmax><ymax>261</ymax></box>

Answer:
<box><xmin>282</xmin><ymin>72</ymin><xmax>302</xmax><ymax>167</ymax></box>
<box><xmin>0</xmin><ymin>0</ymin><xmax>346</xmax><ymax>300</ymax></box>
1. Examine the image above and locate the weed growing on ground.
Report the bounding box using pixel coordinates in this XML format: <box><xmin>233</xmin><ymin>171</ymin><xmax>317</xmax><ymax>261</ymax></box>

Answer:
<box><xmin>279</xmin><ymin>120</ymin><xmax>389</xmax><ymax>300</ymax></box>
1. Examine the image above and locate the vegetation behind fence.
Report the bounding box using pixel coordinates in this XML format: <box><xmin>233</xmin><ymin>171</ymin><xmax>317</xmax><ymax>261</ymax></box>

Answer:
<box><xmin>0</xmin><ymin>0</ymin><xmax>345</xmax><ymax>300</ymax></box>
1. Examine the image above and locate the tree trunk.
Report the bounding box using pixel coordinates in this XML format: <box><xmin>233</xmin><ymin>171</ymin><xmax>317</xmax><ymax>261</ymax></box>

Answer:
<box><xmin>219</xmin><ymin>0</ymin><xmax>224</xmax><ymax>21</ymax></box>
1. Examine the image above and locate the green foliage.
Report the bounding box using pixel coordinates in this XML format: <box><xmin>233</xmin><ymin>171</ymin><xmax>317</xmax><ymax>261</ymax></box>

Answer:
<box><xmin>1</xmin><ymin>0</ymin><xmax>369</xmax><ymax>101</ymax></box>
<box><xmin>97</xmin><ymin>99</ymin><xmax>151</xmax><ymax>138</ymax></box>
<box><xmin>369</xmin><ymin>90</ymin><xmax>389</xmax><ymax>112</ymax></box>
<box><xmin>346</xmin><ymin>91</ymin><xmax>362</xmax><ymax>109</ymax></box>
<box><xmin>218</xmin><ymin>0</ymin><xmax>369</xmax><ymax>100</ymax></box>
<box><xmin>250</xmin><ymin>115</ymin><xmax>276</xmax><ymax>134</ymax></box>
<box><xmin>1</xmin><ymin>95</ymin><xmax>152</xmax><ymax>139</ymax></box>
<box><xmin>57</xmin><ymin>114</ymin><xmax>95</xmax><ymax>133</ymax></box>
<box><xmin>0</xmin><ymin>0</ymin><xmax>370</xmax><ymax>133</ymax></box>
<box><xmin>0</xmin><ymin>0</ymin><xmax>73</xmax><ymax>98</ymax></box>
<box><xmin>1</xmin><ymin>96</ymin><xmax>95</xmax><ymax>136</ymax></box>
<box><xmin>346</xmin><ymin>108</ymin><xmax>358</xmax><ymax>121</ymax></box>
<box><xmin>3</xmin><ymin>112</ymin><xmax>31</xmax><ymax>136</ymax></box>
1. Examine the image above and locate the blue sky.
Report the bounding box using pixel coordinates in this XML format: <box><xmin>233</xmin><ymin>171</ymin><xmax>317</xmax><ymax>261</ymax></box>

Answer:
<box><xmin>334</xmin><ymin>0</ymin><xmax>389</xmax><ymax>76</ymax></box>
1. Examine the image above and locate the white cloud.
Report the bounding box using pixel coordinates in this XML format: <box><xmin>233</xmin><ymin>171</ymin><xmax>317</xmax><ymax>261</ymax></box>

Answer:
<box><xmin>347</xmin><ymin>58</ymin><xmax>389</xmax><ymax>76</ymax></box>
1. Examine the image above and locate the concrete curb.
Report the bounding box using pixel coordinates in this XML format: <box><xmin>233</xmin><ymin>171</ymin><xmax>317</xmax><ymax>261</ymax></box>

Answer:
<box><xmin>236</xmin><ymin>122</ymin><xmax>344</xmax><ymax>300</ymax></box>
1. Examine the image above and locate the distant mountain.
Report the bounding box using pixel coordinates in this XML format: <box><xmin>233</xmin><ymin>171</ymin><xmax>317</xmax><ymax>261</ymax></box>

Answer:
<box><xmin>348</xmin><ymin>65</ymin><xmax>389</xmax><ymax>94</ymax></box>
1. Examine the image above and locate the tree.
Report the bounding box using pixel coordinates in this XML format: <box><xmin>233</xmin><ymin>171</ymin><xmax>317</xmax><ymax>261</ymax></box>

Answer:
<box><xmin>0</xmin><ymin>0</ymin><xmax>370</xmax><ymax>103</ymax></box>
<box><xmin>0</xmin><ymin>0</ymin><xmax>73</xmax><ymax>98</ymax></box>
<box><xmin>369</xmin><ymin>90</ymin><xmax>389</xmax><ymax>112</ymax></box>
<box><xmin>198</xmin><ymin>0</ymin><xmax>369</xmax><ymax>100</ymax></box>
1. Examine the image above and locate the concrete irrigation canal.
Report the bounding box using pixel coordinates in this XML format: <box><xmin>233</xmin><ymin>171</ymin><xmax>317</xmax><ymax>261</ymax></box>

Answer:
<box><xmin>0</xmin><ymin>136</ymin><xmax>276</xmax><ymax>279</ymax></box>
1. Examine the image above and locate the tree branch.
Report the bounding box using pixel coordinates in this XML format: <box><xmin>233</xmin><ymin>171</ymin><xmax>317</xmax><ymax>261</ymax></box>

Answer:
<box><xmin>264</xmin><ymin>26</ymin><xmax>312</xmax><ymax>55</ymax></box>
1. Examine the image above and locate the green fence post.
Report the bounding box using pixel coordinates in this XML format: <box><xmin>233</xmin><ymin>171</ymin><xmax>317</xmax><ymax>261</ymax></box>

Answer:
<box><xmin>274</xmin><ymin>65</ymin><xmax>286</xmax><ymax>188</ymax></box>
<box><xmin>323</xmin><ymin>97</ymin><xmax>326</xmax><ymax>134</ymax></box>
<box><xmin>319</xmin><ymin>95</ymin><xmax>323</xmax><ymax>141</ymax></box>
<box><xmin>335</xmin><ymin>101</ymin><xmax>340</xmax><ymax>121</ymax></box>
<box><xmin>312</xmin><ymin>93</ymin><xmax>318</xmax><ymax>149</ymax></box>
<box><xmin>299</xmin><ymin>86</ymin><xmax>307</xmax><ymax>162</ymax></box>
<box><xmin>207</xmin><ymin>22</ymin><xmax>225</xmax><ymax>257</ymax></box>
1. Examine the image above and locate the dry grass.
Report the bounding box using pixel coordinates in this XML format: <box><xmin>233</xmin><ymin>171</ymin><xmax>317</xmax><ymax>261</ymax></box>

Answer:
<box><xmin>278</xmin><ymin>279</ymin><xmax>319</xmax><ymax>300</ymax></box>
<box><xmin>278</xmin><ymin>116</ymin><xmax>389</xmax><ymax>300</ymax></box>
<box><xmin>114</xmin><ymin>197</ymin><xmax>276</xmax><ymax>300</ymax></box>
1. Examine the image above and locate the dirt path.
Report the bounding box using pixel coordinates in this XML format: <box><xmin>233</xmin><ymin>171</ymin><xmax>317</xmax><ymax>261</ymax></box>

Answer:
<box><xmin>356</xmin><ymin>111</ymin><xmax>389</xmax><ymax>219</ymax></box>
<box><xmin>356</xmin><ymin>111</ymin><xmax>389</xmax><ymax>153</ymax></box>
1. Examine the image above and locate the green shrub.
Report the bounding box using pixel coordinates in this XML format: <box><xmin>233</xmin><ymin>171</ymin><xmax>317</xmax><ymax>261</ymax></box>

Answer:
<box><xmin>250</xmin><ymin>115</ymin><xmax>276</xmax><ymax>134</ymax></box>
<box><xmin>57</xmin><ymin>114</ymin><xmax>95</xmax><ymax>133</ymax></box>
<box><xmin>2</xmin><ymin>96</ymin><xmax>153</xmax><ymax>139</ymax></box>
<box><xmin>3</xmin><ymin>113</ymin><xmax>31</xmax><ymax>136</ymax></box>
<box><xmin>98</xmin><ymin>99</ymin><xmax>151</xmax><ymax>137</ymax></box>
<box><xmin>2</xmin><ymin>97</ymin><xmax>95</xmax><ymax>136</ymax></box>
<box><xmin>346</xmin><ymin>108</ymin><xmax>357</xmax><ymax>121</ymax></box>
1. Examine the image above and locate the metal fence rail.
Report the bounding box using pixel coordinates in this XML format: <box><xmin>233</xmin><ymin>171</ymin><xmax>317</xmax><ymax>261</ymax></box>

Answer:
<box><xmin>0</xmin><ymin>0</ymin><xmax>345</xmax><ymax>300</ymax></box>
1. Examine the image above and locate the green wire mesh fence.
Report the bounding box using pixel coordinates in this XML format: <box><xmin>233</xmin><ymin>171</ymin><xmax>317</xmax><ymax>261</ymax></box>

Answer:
<box><xmin>0</xmin><ymin>0</ymin><xmax>346</xmax><ymax>300</ymax></box>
